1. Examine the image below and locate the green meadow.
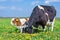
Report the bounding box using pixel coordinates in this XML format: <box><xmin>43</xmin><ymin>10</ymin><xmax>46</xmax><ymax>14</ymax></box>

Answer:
<box><xmin>0</xmin><ymin>18</ymin><xmax>60</xmax><ymax>40</ymax></box>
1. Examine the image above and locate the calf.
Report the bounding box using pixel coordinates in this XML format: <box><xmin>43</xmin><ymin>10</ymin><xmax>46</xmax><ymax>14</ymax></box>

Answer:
<box><xmin>11</xmin><ymin>18</ymin><xmax>29</xmax><ymax>33</ymax></box>
<box><xmin>24</xmin><ymin>5</ymin><xmax>56</xmax><ymax>33</ymax></box>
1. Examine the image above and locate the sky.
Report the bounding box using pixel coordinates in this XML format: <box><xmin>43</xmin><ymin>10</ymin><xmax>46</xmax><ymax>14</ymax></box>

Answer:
<box><xmin>0</xmin><ymin>0</ymin><xmax>60</xmax><ymax>17</ymax></box>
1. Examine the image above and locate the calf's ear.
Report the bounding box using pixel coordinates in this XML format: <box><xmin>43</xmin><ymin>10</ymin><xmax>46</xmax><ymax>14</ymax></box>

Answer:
<box><xmin>16</xmin><ymin>18</ymin><xmax>19</xmax><ymax>21</ymax></box>
<box><xmin>25</xmin><ymin>18</ymin><xmax>29</xmax><ymax>22</ymax></box>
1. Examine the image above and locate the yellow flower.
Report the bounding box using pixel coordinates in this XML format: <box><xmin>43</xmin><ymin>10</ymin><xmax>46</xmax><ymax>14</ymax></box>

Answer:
<box><xmin>0</xmin><ymin>37</ymin><xmax>1</xmax><ymax>39</ymax></box>
<box><xmin>31</xmin><ymin>33</ymin><xmax>38</xmax><ymax>37</ymax></box>
<box><xmin>57</xmin><ymin>38</ymin><xmax>60</xmax><ymax>40</ymax></box>
<box><xmin>5</xmin><ymin>32</ymin><xmax>8</xmax><ymax>34</ymax></box>
<box><xmin>40</xmin><ymin>38</ymin><xmax>43</xmax><ymax>40</ymax></box>
<box><xmin>46</xmin><ymin>32</ymin><xmax>49</xmax><ymax>35</ymax></box>
<box><xmin>25</xmin><ymin>35</ymin><xmax>31</xmax><ymax>40</ymax></box>
<box><xmin>25</xmin><ymin>34</ymin><xmax>31</xmax><ymax>40</ymax></box>
<box><xmin>12</xmin><ymin>32</ymin><xmax>16</xmax><ymax>36</ymax></box>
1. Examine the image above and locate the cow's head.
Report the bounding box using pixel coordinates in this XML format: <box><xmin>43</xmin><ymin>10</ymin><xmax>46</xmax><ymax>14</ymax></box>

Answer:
<box><xmin>11</xmin><ymin>18</ymin><xmax>29</xmax><ymax>26</ymax></box>
<box><xmin>11</xmin><ymin>18</ymin><xmax>21</xmax><ymax>26</ymax></box>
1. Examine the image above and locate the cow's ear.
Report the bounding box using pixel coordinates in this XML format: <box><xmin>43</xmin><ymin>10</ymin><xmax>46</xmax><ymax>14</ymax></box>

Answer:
<box><xmin>25</xmin><ymin>18</ymin><xmax>29</xmax><ymax>21</ymax></box>
<box><xmin>16</xmin><ymin>18</ymin><xmax>19</xmax><ymax>21</ymax></box>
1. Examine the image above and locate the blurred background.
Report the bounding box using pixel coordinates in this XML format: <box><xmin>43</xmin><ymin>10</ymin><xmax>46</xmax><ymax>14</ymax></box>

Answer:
<box><xmin>0</xmin><ymin>0</ymin><xmax>60</xmax><ymax>17</ymax></box>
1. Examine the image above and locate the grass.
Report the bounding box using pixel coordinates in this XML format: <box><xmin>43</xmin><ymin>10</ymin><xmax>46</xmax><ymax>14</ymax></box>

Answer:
<box><xmin>0</xmin><ymin>18</ymin><xmax>60</xmax><ymax>40</ymax></box>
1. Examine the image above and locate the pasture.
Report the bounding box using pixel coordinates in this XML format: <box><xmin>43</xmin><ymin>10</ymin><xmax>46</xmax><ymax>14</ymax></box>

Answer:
<box><xmin>0</xmin><ymin>18</ymin><xmax>60</xmax><ymax>40</ymax></box>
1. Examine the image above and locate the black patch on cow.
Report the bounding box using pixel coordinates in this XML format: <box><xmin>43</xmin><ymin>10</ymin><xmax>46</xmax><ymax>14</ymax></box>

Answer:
<box><xmin>41</xmin><ymin>5</ymin><xmax>56</xmax><ymax>22</ymax></box>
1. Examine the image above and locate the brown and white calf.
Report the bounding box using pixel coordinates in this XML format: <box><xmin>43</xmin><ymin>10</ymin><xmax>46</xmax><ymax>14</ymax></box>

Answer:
<box><xmin>24</xmin><ymin>5</ymin><xmax>56</xmax><ymax>33</ymax></box>
<box><xmin>11</xmin><ymin>18</ymin><xmax>29</xmax><ymax>33</ymax></box>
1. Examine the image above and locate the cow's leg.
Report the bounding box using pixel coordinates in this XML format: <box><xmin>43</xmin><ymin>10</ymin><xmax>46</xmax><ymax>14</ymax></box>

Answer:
<box><xmin>48</xmin><ymin>21</ymin><xmax>54</xmax><ymax>31</ymax></box>
<box><xmin>51</xmin><ymin>22</ymin><xmax>54</xmax><ymax>31</ymax></box>
<box><xmin>51</xmin><ymin>18</ymin><xmax>55</xmax><ymax>31</ymax></box>
<box><xmin>48</xmin><ymin>18</ymin><xmax>55</xmax><ymax>31</ymax></box>
<box><xmin>48</xmin><ymin>24</ymin><xmax>51</xmax><ymax>31</ymax></box>
<box><xmin>33</xmin><ymin>24</ymin><xmax>39</xmax><ymax>33</ymax></box>
<box><xmin>42</xmin><ymin>25</ymin><xmax>46</xmax><ymax>31</ymax></box>
<box><xmin>44</xmin><ymin>26</ymin><xmax>46</xmax><ymax>31</ymax></box>
<box><xmin>47</xmin><ymin>21</ymin><xmax>53</xmax><ymax>31</ymax></box>
<box><xmin>43</xmin><ymin>26</ymin><xmax>46</xmax><ymax>31</ymax></box>
<box><xmin>19</xmin><ymin>26</ymin><xmax>23</xmax><ymax>33</ymax></box>
<box><xmin>20</xmin><ymin>28</ymin><xmax>23</xmax><ymax>33</ymax></box>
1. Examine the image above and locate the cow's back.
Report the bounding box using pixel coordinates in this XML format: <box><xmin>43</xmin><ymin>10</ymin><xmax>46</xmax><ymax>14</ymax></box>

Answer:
<box><xmin>28</xmin><ymin>6</ymin><xmax>48</xmax><ymax>27</ymax></box>
<box><xmin>41</xmin><ymin>5</ymin><xmax>56</xmax><ymax>22</ymax></box>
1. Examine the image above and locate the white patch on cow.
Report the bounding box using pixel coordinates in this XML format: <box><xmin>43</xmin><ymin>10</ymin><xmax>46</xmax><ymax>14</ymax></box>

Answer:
<box><xmin>11</xmin><ymin>18</ymin><xmax>15</xmax><ymax>25</ymax></box>
<box><xmin>45</xmin><ymin>13</ymin><xmax>48</xmax><ymax>16</ymax></box>
<box><xmin>38</xmin><ymin>5</ymin><xmax>44</xmax><ymax>10</ymax></box>
<box><xmin>45</xmin><ymin>12</ymin><xmax>50</xmax><ymax>25</ymax></box>
<box><xmin>45</xmin><ymin>12</ymin><xmax>51</xmax><ymax>25</ymax></box>
<box><xmin>20</xmin><ymin>19</ymin><xmax>26</xmax><ymax>26</ymax></box>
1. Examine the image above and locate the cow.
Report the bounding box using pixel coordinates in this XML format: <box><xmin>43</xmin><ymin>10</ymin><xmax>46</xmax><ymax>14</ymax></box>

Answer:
<box><xmin>11</xmin><ymin>18</ymin><xmax>29</xmax><ymax>33</ymax></box>
<box><xmin>24</xmin><ymin>5</ymin><xmax>56</xmax><ymax>33</ymax></box>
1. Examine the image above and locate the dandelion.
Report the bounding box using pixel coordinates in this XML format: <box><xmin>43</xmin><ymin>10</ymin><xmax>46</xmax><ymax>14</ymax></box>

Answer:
<box><xmin>5</xmin><ymin>32</ymin><xmax>8</xmax><ymax>34</ymax></box>
<box><xmin>0</xmin><ymin>37</ymin><xmax>1</xmax><ymax>39</ymax></box>
<box><xmin>25</xmin><ymin>34</ymin><xmax>31</xmax><ymax>40</ymax></box>
<box><xmin>45</xmin><ymin>32</ymin><xmax>49</xmax><ymax>37</ymax></box>
<box><xmin>25</xmin><ymin>35</ymin><xmax>31</xmax><ymax>40</ymax></box>
<box><xmin>12</xmin><ymin>32</ymin><xmax>16</xmax><ymax>36</ymax></box>
<box><xmin>31</xmin><ymin>33</ymin><xmax>38</xmax><ymax>37</ymax></box>
<box><xmin>57</xmin><ymin>38</ymin><xmax>60</xmax><ymax>40</ymax></box>
<box><xmin>40</xmin><ymin>38</ymin><xmax>43</xmax><ymax>40</ymax></box>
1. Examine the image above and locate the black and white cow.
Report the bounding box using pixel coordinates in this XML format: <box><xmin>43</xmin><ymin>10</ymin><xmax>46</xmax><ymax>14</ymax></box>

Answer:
<box><xmin>24</xmin><ymin>5</ymin><xmax>56</xmax><ymax>33</ymax></box>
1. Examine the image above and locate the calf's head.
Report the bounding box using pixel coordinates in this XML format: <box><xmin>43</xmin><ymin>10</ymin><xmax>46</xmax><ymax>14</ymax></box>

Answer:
<box><xmin>11</xmin><ymin>18</ymin><xmax>21</xmax><ymax>26</ymax></box>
